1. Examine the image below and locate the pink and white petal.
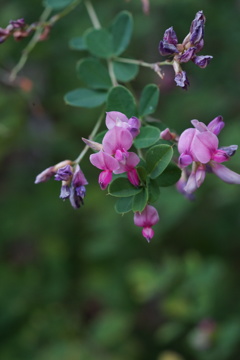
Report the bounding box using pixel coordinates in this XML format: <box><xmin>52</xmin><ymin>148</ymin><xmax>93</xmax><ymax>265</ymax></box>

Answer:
<box><xmin>144</xmin><ymin>205</ymin><xmax>160</xmax><ymax>226</ymax></box>
<box><xmin>90</xmin><ymin>151</ymin><xmax>119</xmax><ymax>171</ymax></box>
<box><xmin>195</xmin><ymin>166</ymin><xmax>206</xmax><ymax>187</ymax></box>
<box><xmin>191</xmin><ymin>132</ymin><xmax>215</xmax><ymax>163</ymax></box>
<box><xmin>126</xmin><ymin>152</ymin><xmax>140</xmax><ymax>168</ymax></box>
<box><xmin>178</xmin><ymin>128</ymin><xmax>196</xmax><ymax>154</ymax></box>
<box><xmin>191</xmin><ymin>119</ymin><xmax>208</xmax><ymax>132</ymax></box>
<box><xmin>103</xmin><ymin>127</ymin><xmax>133</xmax><ymax>155</ymax></box>
<box><xmin>211</xmin><ymin>163</ymin><xmax>240</xmax><ymax>184</ymax></box>
<box><xmin>142</xmin><ymin>227</ymin><xmax>154</xmax><ymax>242</ymax></box>
<box><xmin>105</xmin><ymin>111</ymin><xmax>128</xmax><ymax>129</ymax></box>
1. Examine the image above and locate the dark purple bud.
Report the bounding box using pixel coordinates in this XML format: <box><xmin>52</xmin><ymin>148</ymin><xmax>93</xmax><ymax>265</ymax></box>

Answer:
<box><xmin>190</xmin><ymin>11</ymin><xmax>206</xmax><ymax>33</ymax></box>
<box><xmin>195</xmin><ymin>39</ymin><xmax>204</xmax><ymax>53</ymax></box>
<box><xmin>9</xmin><ymin>18</ymin><xmax>25</xmax><ymax>29</ymax></box>
<box><xmin>190</xmin><ymin>20</ymin><xmax>204</xmax><ymax>45</ymax></box>
<box><xmin>193</xmin><ymin>55</ymin><xmax>213</xmax><ymax>68</ymax></box>
<box><xmin>60</xmin><ymin>184</ymin><xmax>70</xmax><ymax>199</ymax></box>
<box><xmin>178</xmin><ymin>47</ymin><xmax>196</xmax><ymax>63</ymax></box>
<box><xmin>69</xmin><ymin>186</ymin><xmax>86</xmax><ymax>209</ymax></box>
<box><xmin>219</xmin><ymin>145</ymin><xmax>238</xmax><ymax>157</ymax></box>
<box><xmin>54</xmin><ymin>165</ymin><xmax>73</xmax><ymax>181</ymax></box>
<box><xmin>174</xmin><ymin>71</ymin><xmax>190</xmax><ymax>90</ymax></box>
<box><xmin>72</xmin><ymin>164</ymin><xmax>88</xmax><ymax>187</ymax></box>
<box><xmin>159</xmin><ymin>40</ymin><xmax>178</xmax><ymax>56</ymax></box>
<box><xmin>163</xmin><ymin>27</ymin><xmax>178</xmax><ymax>45</ymax></box>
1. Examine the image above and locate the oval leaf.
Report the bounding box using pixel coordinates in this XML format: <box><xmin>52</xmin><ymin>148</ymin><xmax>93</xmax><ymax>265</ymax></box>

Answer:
<box><xmin>77</xmin><ymin>58</ymin><xmax>112</xmax><ymax>90</ymax></box>
<box><xmin>132</xmin><ymin>188</ymin><xmax>148</xmax><ymax>213</ymax></box>
<box><xmin>148</xmin><ymin>179</ymin><xmax>161</xmax><ymax>203</ymax></box>
<box><xmin>146</xmin><ymin>144</ymin><xmax>173</xmax><ymax>179</ymax></box>
<box><xmin>69</xmin><ymin>37</ymin><xmax>87</xmax><ymax>51</ymax></box>
<box><xmin>106</xmin><ymin>85</ymin><xmax>137</xmax><ymax>118</ymax></box>
<box><xmin>134</xmin><ymin>126</ymin><xmax>160</xmax><ymax>149</ymax></box>
<box><xmin>113</xmin><ymin>61</ymin><xmax>139</xmax><ymax>82</ymax></box>
<box><xmin>64</xmin><ymin>88</ymin><xmax>107</xmax><ymax>108</ymax></box>
<box><xmin>109</xmin><ymin>178</ymin><xmax>142</xmax><ymax>197</ymax></box>
<box><xmin>110</xmin><ymin>11</ymin><xmax>133</xmax><ymax>56</ymax></box>
<box><xmin>139</xmin><ymin>84</ymin><xmax>160</xmax><ymax>117</ymax></box>
<box><xmin>43</xmin><ymin>0</ymin><xmax>74</xmax><ymax>9</ymax></box>
<box><xmin>156</xmin><ymin>162</ymin><xmax>181</xmax><ymax>187</ymax></box>
<box><xmin>115</xmin><ymin>196</ymin><xmax>133</xmax><ymax>214</ymax></box>
<box><xmin>84</xmin><ymin>28</ymin><xmax>113</xmax><ymax>59</ymax></box>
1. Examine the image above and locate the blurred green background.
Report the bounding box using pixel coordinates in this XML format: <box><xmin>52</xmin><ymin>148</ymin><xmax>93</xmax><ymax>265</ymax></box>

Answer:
<box><xmin>1</xmin><ymin>0</ymin><xmax>240</xmax><ymax>359</ymax></box>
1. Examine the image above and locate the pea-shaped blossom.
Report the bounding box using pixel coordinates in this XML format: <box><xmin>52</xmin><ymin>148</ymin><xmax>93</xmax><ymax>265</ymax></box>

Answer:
<box><xmin>88</xmin><ymin>113</ymin><xmax>141</xmax><ymax>190</ymax></box>
<box><xmin>134</xmin><ymin>205</ymin><xmax>160</xmax><ymax>242</ymax></box>
<box><xmin>177</xmin><ymin>116</ymin><xmax>240</xmax><ymax>194</ymax></box>
<box><xmin>159</xmin><ymin>10</ymin><xmax>213</xmax><ymax>89</ymax></box>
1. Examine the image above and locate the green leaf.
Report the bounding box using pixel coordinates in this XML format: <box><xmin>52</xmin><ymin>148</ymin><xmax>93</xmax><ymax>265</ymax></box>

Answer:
<box><xmin>139</xmin><ymin>84</ymin><xmax>160</xmax><ymax>117</ymax></box>
<box><xmin>77</xmin><ymin>58</ymin><xmax>112</xmax><ymax>90</ymax></box>
<box><xmin>134</xmin><ymin>126</ymin><xmax>160</xmax><ymax>149</ymax></box>
<box><xmin>115</xmin><ymin>196</ymin><xmax>133</xmax><ymax>214</ymax></box>
<box><xmin>132</xmin><ymin>188</ymin><xmax>148</xmax><ymax>212</ymax></box>
<box><xmin>106</xmin><ymin>85</ymin><xmax>137</xmax><ymax>118</ymax></box>
<box><xmin>64</xmin><ymin>88</ymin><xmax>107</xmax><ymax>108</ymax></box>
<box><xmin>69</xmin><ymin>37</ymin><xmax>87</xmax><ymax>51</ymax></box>
<box><xmin>110</xmin><ymin>11</ymin><xmax>133</xmax><ymax>56</ymax></box>
<box><xmin>156</xmin><ymin>162</ymin><xmax>181</xmax><ymax>187</ymax></box>
<box><xmin>43</xmin><ymin>0</ymin><xmax>74</xmax><ymax>9</ymax></box>
<box><xmin>148</xmin><ymin>179</ymin><xmax>161</xmax><ymax>203</ymax></box>
<box><xmin>113</xmin><ymin>61</ymin><xmax>139</xmax><ymax>82</ymax></box>
<box><xmin>137</xmin><ymin>166</ymin><xmax>148</xmax><ymax>183</ymax></box>
<box><xmin>146</xmin><ymin>144</ymin><xmax>173</xmax><ymax>179</ymax></box>
<box><xmin>84</xmin><ymin>28</ymin><xmax>113</xmax><ymax>59</ymax></box>
<box><xmin>109</xmin><ymin>178</ymin><xmax>142</xmax><ymax>197</ymax></box>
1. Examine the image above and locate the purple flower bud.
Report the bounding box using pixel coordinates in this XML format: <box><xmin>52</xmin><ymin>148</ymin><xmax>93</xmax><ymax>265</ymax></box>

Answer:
<box><xmin>128</xmin><ymin>116</ymin><xmax>141</xmax><ymax>138</ymax></box>
<box><xmin>60</xmin><ymin>184</ymin><xmax>71</xmax><ymax>199</ymax></box>
<box><xmin>35</xmin><ymin>166</ymin><xmax>55</xmax><ymax>184</ymax></box>
<box><xmin>159</xmin><ymin>40</ymin><xmax>178</xmax><ymax>56</ymax></box>
<box><xmin>195</xmin><ymin>39</ymin><xmax>204</xmax><ymax>53</ymax></box>
<box><xmin>178</xmin><ymin>47</ymin><xmax>196</xmax><ymax>63</ymax></box>
<box><xmin>190</xmin><ymin>20</ymin><xmax>204</xmax><ymax>45</ymax></box>
<box><xmin>219</xmin><ymin>145</ymin><xmax>238</xmax><ymax>157</ymax></box>
<box><xmin>9</xmin><ymin>18</ymin><xmax>25</xmax><ymax>29</ymax></box>
<box><xmin>160</xmin><ymin>128</ymin><xmax>175</xmax><ymax>141</ymax></box>
<box><xmin>54</xmin><ymin>165</ymin><xmax>73</xmax><ymax>181</ymax></box>
<box><xmin>69</xmin><ymin>165</ymin><xmax>88</xmax><ymax>209</ymax></box>
<box><xmin>193</xmin><ymin>55</ymin><xmax>213</xmax><ymax>68</ymax></box>
<box><xmin>207</xmin><ymin>116</ymin><xmax>225</xmax><ymax>135</ymax></box>
<box><xmin>163</xmin><ymin>27</ymin><xmax>178</xmax><ymax>45</ymax></box>
<box><xmin>72</xmin><ymin>164</ymin><xmax>88</xmax><ymax>187</ymax></box>
<box><xmin>174</xmin><ymin>71</ymin><xmax>190</xmax><ymax>89</ymax></box>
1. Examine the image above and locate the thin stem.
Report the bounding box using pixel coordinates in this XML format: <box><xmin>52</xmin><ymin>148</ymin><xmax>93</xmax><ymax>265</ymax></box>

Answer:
<box><xmin>9</xmin><ymin>7</ymin><xmax>52</xmax><ymax>81</ymax></box>
<box><xmin>107</xmin><ymin>59</ymin><xmax>118</xmax><ymax>87</ymax></box>
<box><xmin>74</xmin><ymin>112</ymin><xmax>104</xmax><ymax>164</ymax></box>
<box><xmin>84</xmin><ymin>0</ymin><xmax>101</xmax><ymax>29</ymax></box>
<box><xmin>113</xmin><ymin>57</ymin><xmax>173</xmax><ymax>68</ymax></box>
<box><xmin>49</xmin><ymin>0</ymin><xmax>82</xmax><ymax>25</ymax></box>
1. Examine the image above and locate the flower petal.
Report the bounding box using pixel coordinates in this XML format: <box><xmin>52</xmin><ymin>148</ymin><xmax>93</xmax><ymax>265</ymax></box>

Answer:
<box><xmin>211</xmin><ymin>163</ymin><xmax>240</xmax><ymax>184</ymax></box>
<box><xmin>90</xmin><ymin>151</ymin><xmax>119</xmax><ymax>171</ymax></box>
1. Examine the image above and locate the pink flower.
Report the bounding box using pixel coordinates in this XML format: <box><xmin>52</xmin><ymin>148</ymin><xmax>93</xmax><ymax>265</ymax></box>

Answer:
<box><xmin>114</xmin><ymin>152</ymin><xmax>140</xmax><ymax>187</ymax></box>
<box><xmin>177</xmin><ymin>117</ymin><xmax>240</xmax><ymax>194</ymax></box>
<box><xmin>90</xmin><ymin>151</ymin><xmax>119</xmax><ymax>190</ymax></box>
<box><xmin>134</xmin><ymin>205</ymin><xmax>160</xmax><ymax>242</ymax></box>
<box><xmin>106</xmin><ymin>111</ymin><xmax>141</xmax><ymax>138</ymax></box>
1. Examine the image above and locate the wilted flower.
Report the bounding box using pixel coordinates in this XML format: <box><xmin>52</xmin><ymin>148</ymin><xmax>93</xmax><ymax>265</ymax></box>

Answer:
<box><xmin>134</xmin><ymin>205</ymin><xmax>160</xmax><ymax>242</ymax></box>
<box><xmin>158</xmin><ymin>10</ymin><xmax>213</xmax><ymax>88</ymax></box>
<box><xmin>177</xmin><ymin>116</ymin><xmax>240</xmax><ymax>194</ymax></box>
<box><xmin>35</xmin><ymin>160</ymin><xmax>88</xmax><ymax>209</ymax></box>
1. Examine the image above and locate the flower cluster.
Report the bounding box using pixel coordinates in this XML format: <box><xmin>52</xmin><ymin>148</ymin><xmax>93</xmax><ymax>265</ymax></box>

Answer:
<box><xmin>35</xmin><ymin>160</ymin><xmax>88</xmax><ymax>209</ymax></box>
<box><xmin>0</xmin><ymin>18</ymin><xmax>50</xmax><ymax>44</ymax></box>
<box><xmin>84</xmin><ymin>111</ymin><xmax>141</xmax><ymax>190</ymax></box>
<box><xmin>159</xmin><ymin>10</ymin><xmax>213</xmax><ymax>89</ymax></box>
<box><xmin>177</xmin><ymin>116</ymin><xmax>240</xmax><ymax>195</ymax></box>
